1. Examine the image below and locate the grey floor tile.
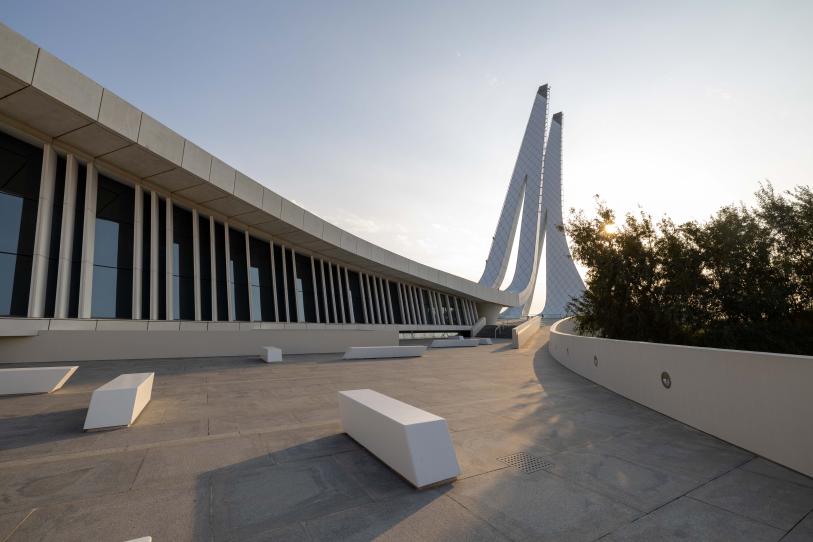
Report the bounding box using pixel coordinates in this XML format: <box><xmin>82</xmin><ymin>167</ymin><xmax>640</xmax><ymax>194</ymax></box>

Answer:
<box><xmin>304</xmin><ymin>490</ymin><xmax>510</xmax><ymax>541</ymax></box>
<box><xmin>740</xmin><ymin>458</ymin><xmax>813</xmax><ymax>489</ymax></box>
<box><xmin>783</xmin><ymin>511</ymin><xmax>813</xmax><ymax>542</ymax></box>
<box><xmin>7</xmin><ymin>484</ymin><xmax>209</xmax><ymax>542</ymax></box>
<box><xmin>0</xmin><ymin>510</ymin><xmax>33</xmax><ymax>540</ymax></box>
<box><xmin>449</xmin><ymin>467</ymin><xmax>639</xmax><ymax>541</ymax></box>
<box><xmin>604</xmin><ymin>496</ymin><xmax>784</xmax><ymax>541</ymax></box>
<box><xmin>0</xmin><ymin>449</ymin><xmax>146</xmax><ymax>513</ymax></box>
<box><xmin>689</xmin><ymin>468</ymin><xmax>813</xmax><ymax>530</ymax></box>
<box><xmin>210</xmin><ymin>456</ymin><xmax>372</xmax><ymax>540</ymax></box>
<box><xmin>546</xmin><ymin>448</ymin><xmax>702</xmax><ymax>512</ymax></box>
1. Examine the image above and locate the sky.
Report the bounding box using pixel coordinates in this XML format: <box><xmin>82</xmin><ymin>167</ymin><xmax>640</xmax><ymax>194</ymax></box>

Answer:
<box><xmin>4</xmin><ymin>1</ymin><xmax>812</xmax><ymax>312</ymax></box>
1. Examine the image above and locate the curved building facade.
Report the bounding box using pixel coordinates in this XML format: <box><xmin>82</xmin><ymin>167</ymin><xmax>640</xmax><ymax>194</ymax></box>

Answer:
<box><xmin>0</xmin><ymin>23</ymin><xmax>519</xmax><ymax>362</ymax></box>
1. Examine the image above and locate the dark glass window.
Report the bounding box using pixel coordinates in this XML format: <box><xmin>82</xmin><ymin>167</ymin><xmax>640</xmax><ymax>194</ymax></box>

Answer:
<box><xmin>43</xmin><ymin>155</ymin><xmax>66</xmax><ymax>317</ymax></box>
<box><xmin>67</xmin><ymin>165</ymin><xmax>86</xmax><ymax>318</ymax></box>
<box><xmin>213</xmin><ymin>221</ymin><xmax>228</xmax><ymax>321</ymax></box>
<box><xmin>228</xmin><ymin>227</ymin><xmax>250</xmax><ymax>321</ymax></box>
<box><xmin>199</xmin><ymin>215</ymin><xmax>212</xmax><ymax>321</ymax></box>
<box><xmin>282</xmin><ymin>248</ymin><xmax>299</xmax><ymax>322</ymax></box>
<box><xmin>248</xmin><ymin>236</ymin><xmax>274</xmax><ymax>322</ymax></box>
<box><xmin>324</xmin><ymin>263</ymin><xmax>336</xmax><ymax>324</ymax></box>
<box><xmin>171</xmin><ymin>205</ymin><xmax>195</xmax><ymax>320</ymax></box>
<box><xmin>155</xmin><ymin>198</ymin><xmax>166</xmax><ymax>319</ymax></box>
<box><xmin>294</xmin><ymin>253</ymin><xmax>316</xmax><ymax>322</ymax></box>
<box><xmin>273</xmin><ymin>243</ymin><xmax>287</xmax><ymax>321</ymax></box>
<box><xmin>140</xmin><ymin>192</ymin><xmax>151</xmax><ymax>319</ymax></box>
<box><xmin>389</xmin><ymin>282</ymin><xmax>403</xmax><ymax>324</ymax></box>
<box><xmin>313</xmin><ymin>259</ymin><xmax>325</xmax><ymax>323</ymax></box>
<box><xmin>91</xmin><ymin>175</ymin><xmax>133</xmax><ymax>319</ymax></box>
<box><xmin>0</xmin><ymin>131</ymin><xmax>42</xmax><ymax>316</ymax></box>
<box><xmin>347</xmin><ymin>270</ymin><xmax>363</xmax><ymax>323</ymax></box>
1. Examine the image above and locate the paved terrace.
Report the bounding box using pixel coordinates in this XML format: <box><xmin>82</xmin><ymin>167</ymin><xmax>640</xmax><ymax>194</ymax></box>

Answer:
<box><xmin>1</xmin><ymin>328</ymin><xmax>812</xmax><ymax>541</ymax></box>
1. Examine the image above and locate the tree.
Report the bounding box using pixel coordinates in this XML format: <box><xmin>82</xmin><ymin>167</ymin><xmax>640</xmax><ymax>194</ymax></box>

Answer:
<box><xmin>566</xmin><ymin>184</ymin><xmax>813</xmax><ymax>355</ymax></box>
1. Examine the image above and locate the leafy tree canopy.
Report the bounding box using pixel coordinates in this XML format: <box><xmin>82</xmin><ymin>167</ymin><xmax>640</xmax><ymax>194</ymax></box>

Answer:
<box><xmin>566</xmin><ymin>183</ymin><xmax>813</xmax><ymax>355</ymax></box>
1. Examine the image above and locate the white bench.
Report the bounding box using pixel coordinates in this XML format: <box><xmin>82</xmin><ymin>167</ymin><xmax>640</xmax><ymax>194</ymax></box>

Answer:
<box><xmin>479</xmin><ymin>338</ymin><xmax>493</xmax><ymax>345</ymax></box>
<box><xmin>84</xmin><ymin>373</ymin><xmax>154</xmax><ymax>431</ymax></box>
<box><xmin>343</xmin><ymin>346</ymin><xmax>426</xmax><ymax>360</ymax></box>
<box><xmin>338</xmin><ymin>389</ymin><xmax>460</xmax><ymax>489</ymax></box>
<box><xmin>0</xmin><ymin>366</ymin><xmax>78</xmax><ymax>395</ymax></box>
<box><xmin>430</xmin><ymin>338</ymin><xmax>480</xmax><ymax>348</ymax></box>
<box><xmin>261</xmin><ymin>346</ymin><xmax>282</xmax><ymax>363</ymax></box>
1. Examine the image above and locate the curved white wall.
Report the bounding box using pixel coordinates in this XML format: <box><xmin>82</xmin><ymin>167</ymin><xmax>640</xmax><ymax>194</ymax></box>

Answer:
<box><xmin>549</xmin><ymin>318</ymin><xmax>813</xmax><ymax>477</ymax></box>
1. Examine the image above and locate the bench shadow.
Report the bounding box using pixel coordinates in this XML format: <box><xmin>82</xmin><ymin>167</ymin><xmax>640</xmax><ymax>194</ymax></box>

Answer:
<box><xmin>192</xmin><ymin>434</ymin><xmax>451</xmax><ymax>541</ymax></box>
<box><xmin>0</xmin><ymin>408</ymin><xmax>93</xmax><ymax>454</ymax></box>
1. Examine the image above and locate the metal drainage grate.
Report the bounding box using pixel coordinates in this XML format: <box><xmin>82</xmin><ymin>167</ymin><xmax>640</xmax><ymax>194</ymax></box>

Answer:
<box><xmin>497</xmin><ymin>452</ymin><xmax>553</xmax><ymax>474</ymax></box>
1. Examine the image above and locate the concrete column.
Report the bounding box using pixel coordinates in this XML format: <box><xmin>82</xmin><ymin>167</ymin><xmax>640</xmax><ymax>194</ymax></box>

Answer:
<box><xmin>444</xmin><ymin>294</ymin><xmax>453</xmax><ymax>325</ymax></box>
<box><xmin>418</xmin><ymin>289</ymin><xmax>428</xmax><ymax>325</ymax></box>
<box><xmin>149</xmin><ymin>191</ymin><xmax>158</xmax><ymax>320</ymax></box>
<box><xmin>409</xmin><ymin>286</ymin><xmax>420</xmax><ymax>326</ymax></box>
<box><xmin>280</xmin><ymin>245</ymin><xmax>290</xmax><ymax>322</ymax></box>
<box><xmin>378</xmin><ymin>277</ymin><xmax>393</xmax><ymax>324</ymax></box>
<box><xmin>268</xmin><ymin>240</ymin><xmax>278</xmax><ymax>322</ymax></box>
<box><xmin>310</xmin><ymin>256</ymin><xmax>321</xmax><ymax>323</ymax></box>
<box><xmin>397</xmin><ymin>283</ymin><xmax>406</xmax><ymax>324</ymax></box>
<box><xmin>359</xmin><ymin>273</ymin><xmax>369</xmax><ymax>323</ymax></box>
<box><xmin>209</xmin><ymin>217</ymin><xmax>218</xmax><ymax>321</ymax></box>
<box><xmin>384</xmin><ymin>280</ymin><xmax>395</xmax><ymax>324</ymax></box>
<box><xmin>165</xmin><ymin>197</ymin><xmax>174</xmax><ymax>320</ymax></box>
<box><xmin>428</xmin><ymin>290</ymin><xmax>436</xmax><ymax>324</ymax></box>
<box><xmin>192</xmin><ymin>209</ymin><xmax>201</xmax><ymax>321</ymax></box>
<box><xmin>132</xmin><ymin>183</ymin><xmax>143</xmax><ymax>320</ymax></box>
<box><xmin>453</xmin><ymin>297</ymin><xmax>462</xmax><ymax>325</ymax></box>
<box><xmin>245</xmin><ymin>230</ymin><xmax>254</xmax><ymax>322</ymax></box>
<box><xmin>473</xmin><ymin>301</ymin><xmax>479</xmax><ymax>320</ymax></box>
<box><xmin>462</xmin><ymin>298</ymin><xmax>472</xmax><ymax>325</ymax></box>
<box><xmin>468</xmin><ymin>300</ymin><xmax>476</xmax><ymax>324</ymax></box>
<box><xmin>336</xmin><ymin>266</ymin><xmax>347</xmax><ymax>324</ymax></box>
<box><xmin>344</xmin><ymin>267</ymin><xmax>355</xmax><ymax>323</ymax></box>
<box><xmin>400</xmin><ymin>283</ymin><xmax>410</xmax><ymax>325</ymax></box>
<box><xmin>319</xmin><ymin>259</ymin><xmax>329</xmax><ymax>323</ymax></box>
<box><xmin>328</xmin><ymin>263</ymin><xmax>338</xmax><ymax>324</ymax></box>
<box><xmin>224</xmin><ymin>221</ymin><xmax>234</xmax><ymax>321</ymax></box>
<box><xmin>369</xmin><ymin>275</ymin><xmax>380</xmax><ymax>324</ymax></box>
<box><xmin>77</xmin><ymin>163</ymin><xmax>98</xmax><ymax>318</ymax></box>
<box><xmin>290</xmin><ymin>249</ymin><xmax>300</xmax><ymax>322</ymax></box>
<box><xmin>54</xmin><ymin>154</ymin><xmax>78</xmax><ymax>318</ymax></box>
<box><xmin>404</xmin><ymin>284</ymin><xmax>414</xmax><ymax>325</ymax></box>
<box><xmin>28</xmin><ymin>143</ymin><xmax>57</xmax><ymax>317</ymax></box>
<box><xmin>415</xmin><ymin>287</ymin><xmax>425</xmax><ymax>326</ymax></box>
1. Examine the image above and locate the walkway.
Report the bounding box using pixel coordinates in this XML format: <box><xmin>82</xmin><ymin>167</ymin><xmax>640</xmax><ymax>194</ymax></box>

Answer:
<box><xmin>1</xmin><ymin>328</ymin><xmax>812</xmax><ymax>540</ymax></box>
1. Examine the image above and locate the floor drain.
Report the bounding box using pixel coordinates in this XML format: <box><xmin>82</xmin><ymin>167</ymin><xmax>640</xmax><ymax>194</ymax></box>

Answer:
<box><xmin>497</xmin><ymin>452</ymin><xmax>553</xmax><ymax>473</ymax></box>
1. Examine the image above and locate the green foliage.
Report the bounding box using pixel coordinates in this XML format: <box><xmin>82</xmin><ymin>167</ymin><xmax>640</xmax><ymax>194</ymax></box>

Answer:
<box><xmin>566</xmin><ymin>184</ymin><xmax>813</xmax><ymax>355</ymax></box>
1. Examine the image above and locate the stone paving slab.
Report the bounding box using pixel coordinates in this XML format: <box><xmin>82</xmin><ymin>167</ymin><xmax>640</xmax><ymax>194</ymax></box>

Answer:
<box><xmin>604</xmin><ymin>496</ymin><xmax>785</xmax><ymax>541</ymax></box>
<box><xmin>689</xmin><ymin>467</ymin><xmax>813</xmax><ymax>530</ymax></box>
<box><xmin>0</xmin><ymin>329</ymin><xmax>811</xmax><ymax>540</ymax></box>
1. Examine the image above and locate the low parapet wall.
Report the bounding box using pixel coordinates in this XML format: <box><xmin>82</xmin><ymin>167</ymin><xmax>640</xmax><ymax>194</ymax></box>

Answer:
<box><xmin>0</xmin><ymin>327</ymin><xmax>399</xmax><ymax>363</ymax></box>
<box><xmin>512</xmin><ymin>316</ymin><xmax>541</xmax><ymax>348</ymax></box>
<box><xmin>549</xmin><ymin>318</ymin><xmax>813</xmax><ymax>477</ymax></box>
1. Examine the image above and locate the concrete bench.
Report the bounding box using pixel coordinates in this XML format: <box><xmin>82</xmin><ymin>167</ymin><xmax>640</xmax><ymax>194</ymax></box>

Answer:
<box><xmin>84</xmin><ymin>373</ymin><xmax>154</xmax><ymax>431</ymax></box>
<box><xmin>343</xmin><ymin>346</ymin><xmax>426</xmax><ymax>360</ymax></box>
<box><xmin>479</xmin><ymin>338</ymin><xmax>493</xmax><ymax>345</ymax></box>
<box><xmin>261</xmin><ymin>346</ymin><xmax>282</xmax><ymax>363</ymax></box>
<box><xmin>338</xmin><ymin>389</ymin><xmax>459</xmax><ymax>488</ymax></box>
<box><xmin>430</xmin><ymin>338</ymin><xmax>480</xmax><ymax>348</ymax></box>
<box><xmin>0</xmin><ymin>366</ymin><xmax>78</xmax><ymax>395</ymax></box>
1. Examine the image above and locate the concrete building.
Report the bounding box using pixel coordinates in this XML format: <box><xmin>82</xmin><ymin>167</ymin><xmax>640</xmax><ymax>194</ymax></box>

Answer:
<box><xmin>0</xmin><ymin>23</ymin><xmax>524</xmax><ymax>361</ymax></box>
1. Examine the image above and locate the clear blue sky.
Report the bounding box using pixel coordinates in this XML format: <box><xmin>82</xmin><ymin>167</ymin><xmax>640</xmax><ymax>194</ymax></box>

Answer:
<box><xmin>4</xmin><ymin>1</ymin><xmax>812</xmax><ymax>312</ymax></box>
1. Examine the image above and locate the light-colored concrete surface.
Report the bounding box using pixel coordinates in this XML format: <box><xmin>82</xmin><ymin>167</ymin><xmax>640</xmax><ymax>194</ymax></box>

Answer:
<box><xmin>550</xmin><ymin>317</ymin><xmax>813</xmax><ymax>477</ymax></box>
<box><xmin>430</xmin><ymin>338</ymin><xmax>479</xmax><ymax>348</ymax></box>
<box><xmin>338</xmin><ymin>389</ymin><xmax>459</xmax><ymax>488</ymax></box>
<box><xmin>0</xmin><ymin>327</ymin><xmax>810</xmax><ymax>540</ymax></box>
<box><xmin>0</xmin><ymin>367</ymin><xmax>78</xmax><ymax>395</ymax></box>
<box><xmin>84</xmin><ymin>373</ymin><xmax>154</xmax><ymax>430</ymax></box>
<box><xmin>342</xmin><ymin>346</ymin><xmax>426</xmax><ymax>360</ymax></box>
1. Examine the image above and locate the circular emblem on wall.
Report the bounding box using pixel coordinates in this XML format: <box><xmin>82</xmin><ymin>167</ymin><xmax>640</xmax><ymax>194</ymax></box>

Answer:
<box><xmin>661</xmin><ymin>371</ymin><xmax>672</xmax><ymax>389</ymax></box>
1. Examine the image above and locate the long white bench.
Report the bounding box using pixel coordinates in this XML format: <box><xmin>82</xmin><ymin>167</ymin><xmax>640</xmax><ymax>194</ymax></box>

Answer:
<box><xmin>338</xmin><ymin>389</ymin><xmax>460</xmax><ymax>488</ymax></box>
<box><xmin>261</xmin><ymin>346</ymin><xmax>282</xmax><ymax>363</ymax></box>
<box><xmin>479</xmin><ymin>338</ymin><xmax>493</xmax><ymax>345</ymax></box>
<box><xmin>343</xmin><ymin>346</ymin><xmax>426</xmax><ymax>360</ymax></box>
<box><xmin>430</xmin><ymin>338</ymin><xmax>480</xmax><ymax>348</ymax></box>
<box><xmin>0</xmin><ymin>366</ymin><xmax>78</xmax><ymax>395</ymax></box>
<box><xmin>84</xmin><ymin>373</ymin><xmax>154</xmax><ymax>431</ymax></box>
